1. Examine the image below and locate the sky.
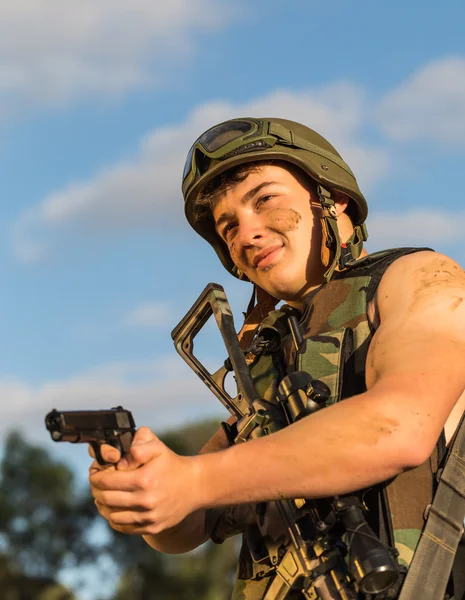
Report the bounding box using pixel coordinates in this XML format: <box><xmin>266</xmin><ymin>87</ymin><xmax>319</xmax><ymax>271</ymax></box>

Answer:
<box><xmin>0</xmin><ymin>0</ymin><xmax>465</xmax><ymax>583</ymax></box>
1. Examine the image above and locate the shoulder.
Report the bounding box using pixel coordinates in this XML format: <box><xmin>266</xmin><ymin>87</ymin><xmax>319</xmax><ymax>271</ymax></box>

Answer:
<box><xmin>373</xmin><ymin>250</ymin><xmax>465</xmax><ymax>323</ymax></box>
<box><xmin>379</xmin><ymin>249</ymin><xmax>463</xmax><ymax>284</ymax></box>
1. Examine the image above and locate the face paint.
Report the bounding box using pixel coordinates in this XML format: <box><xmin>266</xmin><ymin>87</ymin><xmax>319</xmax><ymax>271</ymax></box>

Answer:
<box><xmin>265</xmin><ymin>208</ymin><xmax>302</xmax><ymax>233</ymax></box>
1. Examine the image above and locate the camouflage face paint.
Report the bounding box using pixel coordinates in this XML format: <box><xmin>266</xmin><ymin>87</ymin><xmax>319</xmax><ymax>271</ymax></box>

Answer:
<box><xmin>264</xmin><ymin>207</ymin><xmax>302</xmax><ymax>233</ymax></box>
<box><xmin>227</xmin><ymin>208</ymin><xmax>303</xmax><ymax>266</ymax></box>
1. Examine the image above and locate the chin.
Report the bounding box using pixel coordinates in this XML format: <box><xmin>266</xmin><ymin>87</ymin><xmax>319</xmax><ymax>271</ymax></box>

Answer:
<box><xmin>258</xmin><ymin>276</ymin><xmax>303</xmax><ymax>304</ymax></box>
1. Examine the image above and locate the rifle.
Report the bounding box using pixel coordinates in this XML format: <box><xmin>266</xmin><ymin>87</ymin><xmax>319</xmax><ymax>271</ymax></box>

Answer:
<box><xmin>45</xmin><ymin>406</ymin><xmax>136</xmax><ymax>466</ymax></box>
<box><xmin>172</xmin><ymin>283</ymin><xmax>399</xmax><ymax>600</ymax></box>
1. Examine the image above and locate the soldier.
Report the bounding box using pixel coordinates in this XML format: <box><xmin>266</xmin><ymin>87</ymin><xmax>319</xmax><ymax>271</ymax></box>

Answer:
<box><xmin>89</xmin><ymin>118</ymin><xmax>465</xmax><ymax>598</ymax></box>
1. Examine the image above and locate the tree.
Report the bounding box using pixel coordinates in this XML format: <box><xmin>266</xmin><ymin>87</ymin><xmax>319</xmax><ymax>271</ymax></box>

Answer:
<box><xmin>0</xmin><ymin>418</ymin><xmax>239</xmax><ymax>599</ymax></box>
<box><xmin>0</xmin><ymin>431</ymin><xmax>99</xmax><ymax>579</ymax></box>
<box><xmin>0</xmin><ymin>554</ymin><xmax>76</xmax><ymax>600</ymax></box>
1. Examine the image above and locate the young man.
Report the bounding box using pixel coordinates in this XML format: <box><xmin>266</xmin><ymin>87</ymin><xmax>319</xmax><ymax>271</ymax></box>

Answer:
<box><xmin>89</xmin><ymin>118</ymin><xmax>465</xmax><ymax>599</ymax></box>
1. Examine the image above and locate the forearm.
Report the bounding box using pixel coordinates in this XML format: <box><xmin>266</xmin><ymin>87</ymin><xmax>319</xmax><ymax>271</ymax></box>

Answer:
<box><xmin>193</xmin><ymin>381</ymin><xmax>432</xmax><ymax>510</ymax></box>
<box><xmin>143</xmin><ymin>508</ymin><xmax>211</xmax><ymax>554</ymax></box>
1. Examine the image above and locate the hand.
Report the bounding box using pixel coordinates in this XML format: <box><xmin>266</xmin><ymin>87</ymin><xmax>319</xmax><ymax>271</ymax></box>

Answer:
<box><xmin>89</xmin><ymin>427</ymin><xmax>200</xmax><ymax>535</ymax></box>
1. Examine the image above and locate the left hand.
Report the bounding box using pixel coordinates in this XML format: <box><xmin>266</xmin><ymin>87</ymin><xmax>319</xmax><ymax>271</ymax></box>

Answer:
<box><xmin>89</xmin><ymin>426</ymin><xmax>201</xmax><ymax>535</ymax></box>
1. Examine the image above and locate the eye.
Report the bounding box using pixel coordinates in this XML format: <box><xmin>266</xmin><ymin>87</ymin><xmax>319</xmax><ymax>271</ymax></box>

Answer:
<box><xmin>221</xmin><ymin>222</ymin><xmax>237</xmax><ymax>240</ymax></box>
<box><xmin>256</xmin><ymin>194</ymin><xmax>275</xmax><ymax>207</ymax></box>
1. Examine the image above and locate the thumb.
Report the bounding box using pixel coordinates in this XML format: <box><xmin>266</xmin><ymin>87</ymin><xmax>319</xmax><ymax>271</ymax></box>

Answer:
<box><xmin>117</xmin><ymin>426</ymin><xmax>163</xmax><ymax>470</ymax></box>
<box><xmin>132</xmin><ymin>426</ymin><xmax>157</xmax><ymax>445</ymax></box>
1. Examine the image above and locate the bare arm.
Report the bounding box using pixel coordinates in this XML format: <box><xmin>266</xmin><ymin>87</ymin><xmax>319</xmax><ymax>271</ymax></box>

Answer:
<box><xmin>191</xmin><ymin>251</ymin><xmax>465</xmax><ymax>507</ymax></box>
<box><xmin>142</xmin><ymin>509</ymin><xmax>210</xmax><ymax>554</ymax></box>
<box><xmin>90</xmin><ymin>252</ymin><xmax>465</xmax><ymax>538</ymax></box>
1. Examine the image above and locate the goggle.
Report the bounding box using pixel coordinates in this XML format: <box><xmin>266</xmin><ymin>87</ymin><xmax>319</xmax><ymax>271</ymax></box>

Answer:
<box><xmin>182</xmin><ymin>118</ymin><xmax>355</xmax><ymax>199</ymax></box>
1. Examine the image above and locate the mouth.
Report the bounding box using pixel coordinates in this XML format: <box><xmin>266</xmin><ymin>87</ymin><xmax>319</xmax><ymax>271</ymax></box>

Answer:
<box><xmin>252</xmin><ymin>244</ymin><xmax>283</xmax><ymax>269</ymax></box>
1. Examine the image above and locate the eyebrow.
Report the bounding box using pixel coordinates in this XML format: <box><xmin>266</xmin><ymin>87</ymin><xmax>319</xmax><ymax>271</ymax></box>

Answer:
<box><xmin>214</xmin><ymin>181</ymin><xmax>277</xmax><ymax>233</ymax></box>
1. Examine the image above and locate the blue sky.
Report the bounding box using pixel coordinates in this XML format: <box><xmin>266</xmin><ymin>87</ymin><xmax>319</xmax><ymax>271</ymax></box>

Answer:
<box><xmin>1</xmin><ymin>0</ymin><xmax>465</xmax><ymax>478</ymax></box>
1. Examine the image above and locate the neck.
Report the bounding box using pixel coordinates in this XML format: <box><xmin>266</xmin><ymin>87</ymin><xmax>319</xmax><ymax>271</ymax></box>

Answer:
<box><xmin>286</xmin><ymin>246</ymin><xmax>370</xmax><ymax>311</ymax></box>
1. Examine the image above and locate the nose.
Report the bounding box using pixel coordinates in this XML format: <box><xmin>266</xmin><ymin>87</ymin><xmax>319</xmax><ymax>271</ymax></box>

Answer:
<box><xmin>236</xmin><ymin>214</ymin><xmax>266</xmax><ymax>248</ymax></box>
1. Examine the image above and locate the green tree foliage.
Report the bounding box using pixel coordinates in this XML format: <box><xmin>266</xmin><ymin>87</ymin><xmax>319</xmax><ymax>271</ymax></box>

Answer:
<box><xmin>112</xmin><ymin>536</ymin><xmax>238</xmax><ymax>600</ymax></box>
<box><xmin>0</xmin><ymin>554</ymin><xmax>76</xmax><ymax>600</ymax></box>
<box><xmin>0</xmin><ymin>431</ymin><xmax>98</xmax><ymax>579</ymax></box>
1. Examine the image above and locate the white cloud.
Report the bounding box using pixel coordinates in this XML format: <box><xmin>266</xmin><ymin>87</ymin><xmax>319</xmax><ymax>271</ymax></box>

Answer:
<box><xmin>376</xmin><ymin>56</ymin><xmax>465</xmax><ymax>144</ymax></box>
<box><xmin>366</xmin><ymin>209</ymin><xmax>465</xmax><ymax>249</ymax></box>
<box><xmin>1</xmin><ymin>355</ymin><xmax>227</xmax><ymax>447</ymax></box>
<box><xmin>0</xmin><ymin>0</ymin><xmax>232</xmax><ymax>117</ymax></box>
<box><xmin>12</xmin><ymin>84</ymin><xmax>390</xmax><ymax>262</ymax></box>
<box><xmin>124</xmin><ymin>302</ymin><xmax>174</xmax><ymax>328</ymax></box>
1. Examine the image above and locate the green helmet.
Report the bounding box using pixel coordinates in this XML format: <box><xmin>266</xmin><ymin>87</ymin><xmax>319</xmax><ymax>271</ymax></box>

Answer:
<box><xmin>182</xmin><ymin>117</ymin><xmax>368</xmax><ymax>281</ymax></box>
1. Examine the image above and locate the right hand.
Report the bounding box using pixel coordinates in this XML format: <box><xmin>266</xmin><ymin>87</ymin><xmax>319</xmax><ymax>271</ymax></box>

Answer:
<box><xmin>88</xmin><ymin>427</ymin><xmax>203</xmax><ymax>536</ymax></box>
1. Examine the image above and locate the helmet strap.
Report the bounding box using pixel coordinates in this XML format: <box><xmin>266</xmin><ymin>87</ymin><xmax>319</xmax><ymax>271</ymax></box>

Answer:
<box><xmin>318</xmin><ymin>185</ymin><xmax>342</xmax><ymax>282</ymax></box>
<box><xmin>317</xmin><ymin>185</ymin><xmax>368</xmax><ymax>282</ymax></box>
<box><xmin>339</xmin><ymin>223</ymin><xmax>368</xmax><ymax>267</ymax></box>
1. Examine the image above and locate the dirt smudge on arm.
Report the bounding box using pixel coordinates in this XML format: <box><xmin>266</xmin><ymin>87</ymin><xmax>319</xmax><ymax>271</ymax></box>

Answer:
<box><xmin>451</xmin><ymin>297</ymin><xmax>464</xmax><ymax>311</ymax></box>
<box><xmin>411</xmin><ymin>258</ymin><xmax>465</xmax><ymax>310</ymax></box>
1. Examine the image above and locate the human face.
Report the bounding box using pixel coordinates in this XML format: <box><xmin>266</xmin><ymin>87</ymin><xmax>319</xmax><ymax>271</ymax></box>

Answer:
<box><xmin>212</xmin><ymin>164</ymin><xmax>326</xmax><ymax>307</ymax></box>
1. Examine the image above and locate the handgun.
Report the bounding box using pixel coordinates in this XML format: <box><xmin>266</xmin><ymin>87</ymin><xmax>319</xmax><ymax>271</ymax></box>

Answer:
<box><xmin>45</xmin><ymin>406</ymin><xmax>136</xmax><ymax>465</ymax></box>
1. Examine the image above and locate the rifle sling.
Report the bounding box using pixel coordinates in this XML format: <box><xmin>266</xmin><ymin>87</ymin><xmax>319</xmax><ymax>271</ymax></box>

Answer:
<box><xmin>398</xmin><ymin>412</ymin><xmax>465</xmax><ymax>600</ymax></box>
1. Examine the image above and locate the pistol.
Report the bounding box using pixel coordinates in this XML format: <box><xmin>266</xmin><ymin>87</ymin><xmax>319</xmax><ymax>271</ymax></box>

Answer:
<box><xmin>45</xmin><ymin>406</ymin><xmax>136</xmax><ymax>466</ymax></box>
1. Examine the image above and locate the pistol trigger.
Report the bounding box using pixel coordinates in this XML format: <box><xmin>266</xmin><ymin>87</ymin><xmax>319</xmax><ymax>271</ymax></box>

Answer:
<box><xmin>92</xmin><ymin>442</ymin><xmax>107</xmax><ymax>466</ymax></box>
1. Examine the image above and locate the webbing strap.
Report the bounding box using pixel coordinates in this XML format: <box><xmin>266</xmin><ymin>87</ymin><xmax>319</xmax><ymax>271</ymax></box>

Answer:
<box><xmin>398</xmin><ymin>412</ymin><xmax>465</xmax><ymax>600</ymax></box>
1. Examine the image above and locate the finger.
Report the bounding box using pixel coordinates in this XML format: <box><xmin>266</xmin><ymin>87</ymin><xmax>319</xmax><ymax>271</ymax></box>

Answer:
<box><xmin>132</xmin><ymin>426</ymin><xmax>157</xmax><ymax>445</ymax></box>
<box><xmin>91</xmin><ymin>489</ymin><xmax>150</xmax><ymax>511</ymax></box>
<box><xmin>106</xmin><ymin>510</ymin><xmax>155</xmax><ymax>528</ymax></box>
<box><xmin>107</xmin><ymin>515</ymin><xmax>164</xmax><ymax>536</ymax></box>
<box><xmin>88</xmin><ymin>459</ymin><xmax>117</xmax><ymax>477</ymax></box>
<box><xmin>88</xmin><ymin>443</ymin><xmax>121</xmax><ymax>465</ymax></box>
<box><xmin>93</xmin><ymin>500</ymin><xmax>158</xmax><ymax>535</ymax></box>
<box><xmin>118</xmin><ymin>429</ymin><xmax>165</xmax><ymax>471</ymax></box>
<box><xmin>89</xmin><ymin>465</ymin><xmax>142</xmax><ymax>491</ymax></box>
<box><xmin>99</xmin><ymin>444</ymin><xmax>122</xmax><ymax>464</ymax></box>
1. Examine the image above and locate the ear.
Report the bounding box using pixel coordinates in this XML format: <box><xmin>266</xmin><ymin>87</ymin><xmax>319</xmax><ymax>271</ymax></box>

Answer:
<box><xmin>333</xmin><ymin>191</ymin><xmax>350</xmax><ymax>217</ymax></box>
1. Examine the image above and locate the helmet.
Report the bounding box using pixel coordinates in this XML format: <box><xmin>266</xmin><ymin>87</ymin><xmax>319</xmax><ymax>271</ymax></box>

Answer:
<box><xmin>182</xmin><ymin>117</ymin><xmax>368</xmax><ymax>281</ymax></box>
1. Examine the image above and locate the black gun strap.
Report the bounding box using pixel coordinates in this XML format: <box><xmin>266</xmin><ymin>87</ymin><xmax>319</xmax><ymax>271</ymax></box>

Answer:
<box><xmin>398</xmin><ymin>412</ymin><xmax>465</xmax><ymax>600</ymax></box>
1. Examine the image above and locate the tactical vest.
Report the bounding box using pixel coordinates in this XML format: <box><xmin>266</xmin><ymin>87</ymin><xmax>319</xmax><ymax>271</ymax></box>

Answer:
<box><xmin>211</xmin><ymin>248</ymin><xmax>441</xmax><ymax>600</ymax></box>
